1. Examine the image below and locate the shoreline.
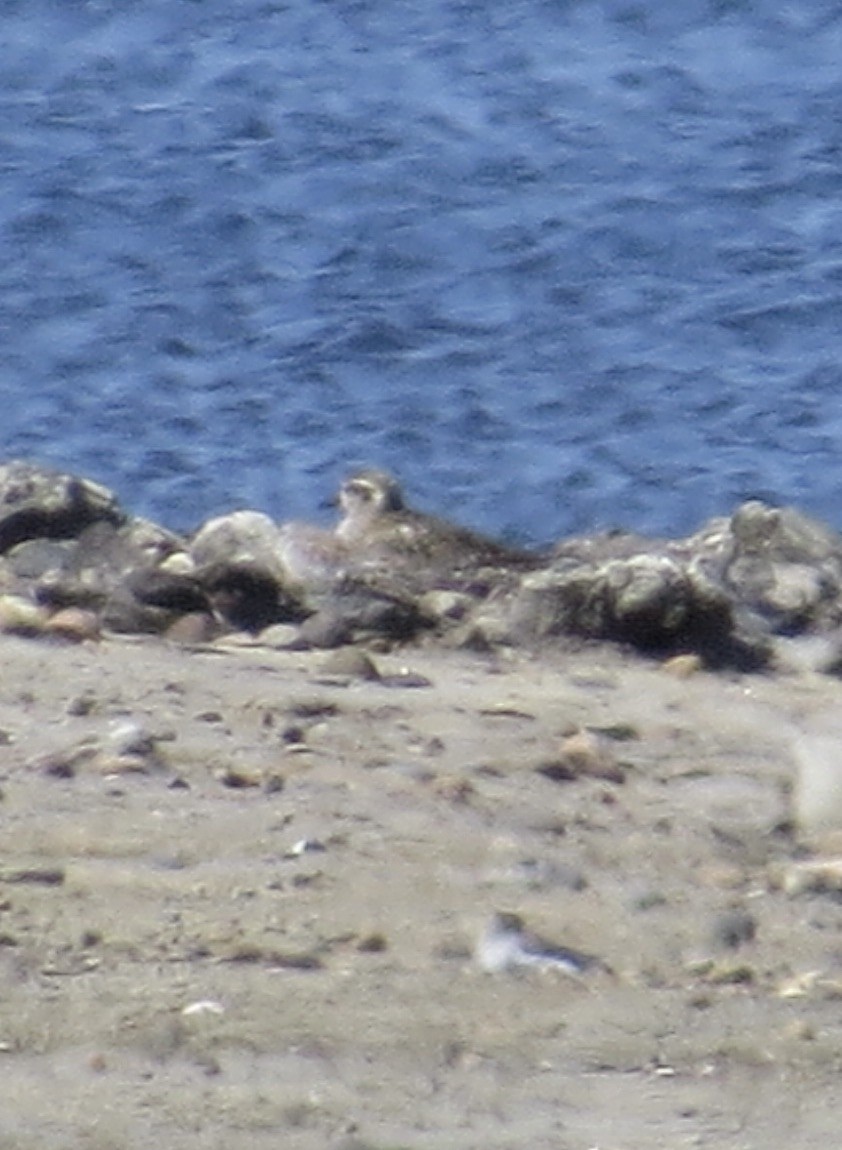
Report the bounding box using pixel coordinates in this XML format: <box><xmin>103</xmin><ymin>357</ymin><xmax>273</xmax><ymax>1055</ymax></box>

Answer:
<box><xmin>1</xmin><ymin>622</ymin><xmax>841</xmax><ymax>1147</ymax></box>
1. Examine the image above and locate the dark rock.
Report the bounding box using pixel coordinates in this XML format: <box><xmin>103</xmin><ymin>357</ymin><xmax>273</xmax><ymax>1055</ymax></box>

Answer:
<box><xmin>199</xmin><ymin>561</ymin><xmax>308</xmax><ymax>633</ymax></box>
<box><xmin>0</xmin><ymin>460</ymin><xmax>124</xmax><ymax>553</ymax></box>
<box><xmin>293</xmin><ymin>575</ymin><xmax>432</xmax><ymax>648</ymax></box>
<box><xmin>509</xmin><ymin>551</ymin><xmax>767</xmax><ymax>667</ymax></box>
<box><xmin>500</xmin><ymin>504</ymin><xmax>842</xmax><ymax>666</ymax></box>
<box><xmin>123</xmin><ymin>567</ymin><xmax>209</xmax><ymax>614</ymax></box>
<box><xmin>190</xmin><ymin>511</ymin><xmax>312</xmax><ymax>633</ymax></box>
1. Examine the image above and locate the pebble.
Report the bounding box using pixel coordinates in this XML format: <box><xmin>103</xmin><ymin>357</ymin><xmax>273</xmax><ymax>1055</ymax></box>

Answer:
<box><xmin>44</xmin><ymin>607</ymin><xmax>101</xmax><ymax>642</ymax></box>
<box><xmin>0</xmin><ymin>595</ymin><xmax>47</xmax><ymax>636</ymax></box>
<box><xmin>662</xmin><ymin>653</ymin><xmax>703</xmax><ymax>678</ymax></box>
<box><xmin>536</xmin><ymin>729</ymin><xmax>625</xmax><ymax>784</ymax></box>
<box><xmin>320</xmin><ymin>648</ymin><xmax>381</xmax><ymax>681</ymax></box>
<box><xmin>218</xmin><ymin>766</ymin><xmax>262</xmax><ymax>789</ymax></box>
<box><xmin>709</xmin><ymin>908</ymin><xmax>757</xmax><ymax>950</ymax></box>
<box><xmin>778</xmin><ymin>857</ymin><xmax>842</xmax><ymax>896</ymax></box>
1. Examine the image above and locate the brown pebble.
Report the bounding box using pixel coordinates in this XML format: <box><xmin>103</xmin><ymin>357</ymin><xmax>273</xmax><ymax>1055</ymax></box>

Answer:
<box><xmin>537</xmin><ymin>729</ymin><xmax>625</xmax><ymax>784</ymax></box>
<box><xmin>44</xmin><ymin>607</ymin><xmax>101</xmax><ymax>642</ymax></box>
<box><xmin>356</xmin><ymin>932</ymin><xmax>388</xmax><ymax>953</ymax></box>
<box><xmin>95</xmin><ymin>753</ymin><xmax>154</xmax><ymax>777</ymax></box>
<box><xmin>165</xmin><ymin>612</ymin><xmax>219</xmax><ymax>644</ymax></box>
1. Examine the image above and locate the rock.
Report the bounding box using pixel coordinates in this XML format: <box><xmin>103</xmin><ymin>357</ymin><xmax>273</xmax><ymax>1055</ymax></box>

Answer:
<box><xmin>319</xmin><ymin>648</ymin><xmax>381</xmax><ymax>681</ymax></box>
<box><xmin>190</xmin><ymin>510</ymin><xmax>288</xmax><ymax>583</ymax></box>
<box><xmin>509</xmin><ymin>550</ymin><xmax>765</xmax><ymax>667</ymax></box>
<box><xmin>0</xmin><ymin>460</ymin><xmax>124</xmax><ymax>553</ymax></box>
<box><xmin>44</xmin><ymin>607</ymin><xmax>101</xmax><ymax>642</ymax></box>
<box><xmin>417</xmin><ymin>589</ymin><xmax>473</xmax><ymax>624</ymax></box>
<box><xmin>709</xmin><ymin>908</ymin><xmax>757</xmax><ymax>951</ymax></box>
<box><xmin>22</xmin><ymin>517</ymin><xmax>191</xmax><ymax>634</ymax></box>
<box><xmin>190</xmin><ymin>511</ymin><xmax>310</xmax><ymax>632</ymax></box>
<box><xmin>164</xmin><ymin>612</ymin><xmax>220</xmax><ymax>644</ymax></box>
<box><xmin>200</xmin><ymin>562</ymin><xmax>306</xmax><ymax>633</ymax></box>
<box><xmin>293</xmin><ymin>577</ymin><xmax>431</xmax><ymax>649</ymax></box>
<box><xmin>101</xmin><ymin>566</ymin><xmax>212</xmax><ymax>635</ymax></box>
<box><xmin>536</xmin><ymin>729</ymin><xmax>625</xmax><ymax>784</ymax></box>
<box><xmin>778</xmin><ymin>858</ymin><xmax>842</xmax><ymax>896</ymax></box>
<box><xmin>0</xmin><ymin>594</ymin><xmax>48</xmax><ymax>636</ymax></box>
<box><xmin>723</xmin><ymin>501</ymin><xmax>842</xmax><ymax>634</ymax></box>
<box><xmin>662</xmin><ymin>653</ymin><xmax>703</xmax><ymax>678</ymax></box>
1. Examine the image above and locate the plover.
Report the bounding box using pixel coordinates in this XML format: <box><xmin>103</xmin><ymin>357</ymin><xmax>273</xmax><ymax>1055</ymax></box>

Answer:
<box><xmin>335</xmin><ymin>468</ymin><xmax>542</xmax><ymax>580</ymax></box>
<box><xmin>475</xmin><ymin>911</ymin><xmax>598</xmax><ymax>975</ymax></box>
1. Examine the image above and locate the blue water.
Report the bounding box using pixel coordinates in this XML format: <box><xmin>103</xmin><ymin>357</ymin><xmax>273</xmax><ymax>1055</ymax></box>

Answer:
<box><xmin>3</xmin><ymin>0</ymin><xmax>842</xmax><ymax>545</ymax></box>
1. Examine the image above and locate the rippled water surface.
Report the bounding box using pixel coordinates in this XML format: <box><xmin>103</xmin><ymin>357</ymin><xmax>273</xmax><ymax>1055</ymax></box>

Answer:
<box><xmin>3</xmin><ymin>0</ymin><xmax>842</xmax><ymax>543</ymax></box>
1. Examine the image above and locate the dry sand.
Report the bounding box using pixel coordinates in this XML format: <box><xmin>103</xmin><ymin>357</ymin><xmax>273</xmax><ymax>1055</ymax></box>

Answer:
<box><xmin>1</xmin><ymin>630</ymin><xmax>841</xmax><ymax>1149</ymax></box>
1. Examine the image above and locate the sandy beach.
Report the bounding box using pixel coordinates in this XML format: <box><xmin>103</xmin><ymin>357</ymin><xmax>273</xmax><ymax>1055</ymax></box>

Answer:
<box><xmin>0</xmin><ymin>627</ymin><xmax>841</xmax><ymax>1148</ymax></box>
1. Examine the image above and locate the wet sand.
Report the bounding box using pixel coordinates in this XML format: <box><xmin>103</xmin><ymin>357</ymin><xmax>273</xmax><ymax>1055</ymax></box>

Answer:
<box><xmin>1</xmin><ymin>631</ymin><xmax>841</xmax><ymax>1149</ymax></box>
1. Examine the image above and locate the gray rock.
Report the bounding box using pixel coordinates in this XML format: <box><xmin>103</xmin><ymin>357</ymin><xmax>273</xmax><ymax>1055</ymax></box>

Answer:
<box><xmin>507</xmin><ymin>550</ymin><xmax>762</xmax><ymax>666</ymax></box>
<box><xmin>722</xmin><ymin>501</ymin><xmax>842</xmax><ymax>634</ymax></box>
<box><xmin>0</xmin><ymin>460</ymin><xmax>124</xmax><ymax>553</ymax></box>
<box><xmin>190</xmin><ymin>511</ymin><xmax>310</xmax><ymax>632</ymax></box>
<box><xmin>190</xmin><ymin>511</ymin><xmax>289</xmax><ymax>584</ymax></box>
<box><xmin>293</xmin><ymin>576</ymin><xmax>432</xmax><ymax>648</ymax></box>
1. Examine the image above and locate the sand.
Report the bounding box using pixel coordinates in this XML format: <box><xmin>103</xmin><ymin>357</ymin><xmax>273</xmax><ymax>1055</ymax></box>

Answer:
<box><xmin>1</xmin><ymin>629</ymin><xmax>841</xmax><ymax>1149</ymax></box>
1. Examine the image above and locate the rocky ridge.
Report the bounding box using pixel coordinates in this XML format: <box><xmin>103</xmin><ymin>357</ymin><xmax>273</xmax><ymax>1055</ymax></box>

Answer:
<box><xmin>2</xmin><ymin>458</ymin><xmax>842</xmax><ymax>672</ymax></box>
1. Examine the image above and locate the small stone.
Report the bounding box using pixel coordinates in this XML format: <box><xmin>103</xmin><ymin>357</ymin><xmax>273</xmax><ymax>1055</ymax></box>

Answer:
<box><xmin>218</xmin><ymin>766</ymin><xmax>262</xmax><ymax>789</ymax></box>
<box><xmin>537</xmin><ymin>729</ymin><xmax>625</xmax><ymax>784</ymax></box>
<box><xmin>0</xmin><ymin>595</ymin><xmax>47</xmax><ymax>636</ymax></box>
<box><xmin>379</xmin><ymin>668</ymin><xmax>433</xmax><ymax>689</ymax></box>
<box><xmin>356</xmin><ymin>932</ymin><xmax>388</xmax><ymax>953</ymax></box>
<box><xmin>34</xmin><ymin>744</ymin><xmax>98</xmax><ymax>778</ymax></box>
<box><xmin>662</xmin><ymin>653</ymin><xmax>703</xmax><ymax>678</ymax></box>
<box><xmin>95</xmin><ymin>753</ymin><xmax>153</xmax><ymax>776</ymax></box>
<box><xmin>286</xmin><ymin>838</ymin><xmax>326</xmax><ymax>857</ymax></box>
<box><xmin>701</xmin><ymin>960</ymin><xmax>755</xmax><ymax>985</ymax></box>
<box><xmin>44</xmin><ymin>607</ymin><xmax>101</xmax><ymax>642</ymax></box>
<box><xmin>709</xmin><ymin>908</ymin><xmax>757</xmax><ymax>950</ymax></box>
<box><xmin>779</xmin><ymin>857</ymin><xmax>842</xmax><ymax>896</ymax></box>
<box><xmin>66</xmin><ymin>691</ymin><xmax>99</xmax><ymax>717</ymax></box>
<box><xmin>430</xmin><ymin>775</ymin><xmax>475</xmax><ymax>804</ymax></box>
<box><xmin>165</xmin><ymin>612</ymin><xmax>219</xmax><ymax>644</ymax></box>
<box><xmin>320</xmin><ymin>648</ymin><xmax>381</xmax><ymax>681</ymax></box>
